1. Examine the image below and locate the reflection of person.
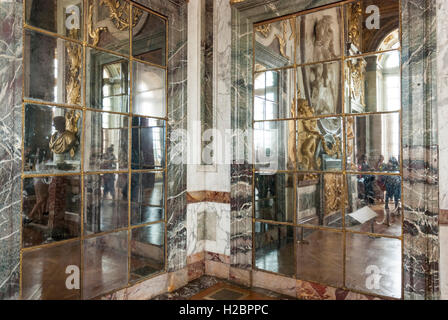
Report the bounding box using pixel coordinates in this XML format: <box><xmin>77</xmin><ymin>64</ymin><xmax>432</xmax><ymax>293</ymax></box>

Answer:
<box><xmin>102</xmin><ymin>146</ymin><xmax>116</xmax><ymax>199</ymax></box>
<box><xmin>360</xmin><ymin>155</ymin><xmax>375</xmax><ymax>205</ymax></box>
<box><xmin>25</xmin><ymin>178</ymin><xmax>49</xmax><ymax>224</ymax></box>
<box><xmin>385</xmin><ymin>157</ymin><xmax>401</xmax><ymax>210</ymax></box>
<box><xmin>49</xmin><ymin>116</ymin><xmax>77</xmax><ymax>155</ymax></box>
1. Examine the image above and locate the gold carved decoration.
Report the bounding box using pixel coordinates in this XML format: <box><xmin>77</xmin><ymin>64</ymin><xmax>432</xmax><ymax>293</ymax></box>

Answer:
<box><xmin>100</xmin><ymin>0</ymin><xmax>143</xmax><ymax>31</ymax></box>
<box><xmin>88</xmin><ymin>1</ymin><xmax>143</xmax><ymax>46</ymax></box>
<box><xmin>347</xmin><ymin>58</ymin><xmax>366</xmax><ymax>105</ymax></box>
<box><xmin>348</xmin><ymin>1</ymin><xmax>362</xmax><ymax>51</ymax></box>
<box><xmin>66</xmin><ymin>29</ymin><xmax>82</xmax><ymax>105</ymax></box>
<box><xmin>255</xmin><ymin>24</ymin><xmax>271</xmax><ymax>38</ymax></box>
<box><xmin>275</xmin><ymin>20</ymin><xmax>290</xmax><ymax>60</ymax></box>
<box><xmin>88</xmin><ymin>4</ymin><xmax>107</xmax><ymax>46</ymax></box>
<box><xmin>295</xmin><ymin>96</ymin><xmax>342</xmax><ymax>183</ymax></box>
<box><xmin>324</xmin><ymin>174</ymin><xmax>344</xmax><ymax>215</ymax></box>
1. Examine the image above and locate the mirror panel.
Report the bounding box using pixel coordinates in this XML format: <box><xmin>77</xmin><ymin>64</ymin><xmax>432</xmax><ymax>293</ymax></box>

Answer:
<box><xmin>132</xmin><ymin>61</ymin><xmax>166</xmax><ymax>118</ymax></box>
<box><xmin>296</xmin><ymin>228</ymin><xmax>343</xmax><ymax>288</ymax></box>
<box><xmin>24</xmin><ymin>104</ymin><xmax>82</xmax><ymax>174</ymax></box>
<box><xmin>132</xmin><ymin>7</ymin><xmax>166</xmax><ymax>66</ymax></box>
<box><xmin>131</xmin><ymin>172</ymin><xmax>165</xmax><ymax>226</ymax></box>
<box><xmin>22</xmin><ymin>241</ymin><xmax>81</xmax><ymax>300</ymax></box>
<box><xmin>345</xmin><ymin>51</ymin><xmax>401</xmax><ymax>114</ymax></box>
<box><xmin>297</xmin><ymin>117</ymin><xmax>343</xmax><ymax>172</ymax></box>
<box><xmin>345</xmin><ymin>114</ymin><xmax>401</xmax><ymax>173</ymax></box>
<box><xmin>130</xmin><ymin>223</ymin><xmax>165</xmax><ymax>282</ymax></box>
<box><xmin>83</xmin><ymin>230</ymin><xmax>128</xmax><ymax>299</ymax></box>
<box><xmin>346</xmin><ymin>174</ymin><xmax>402</xmax><ymax>237</ymax></box>
<box><xmin>25</xmin><ymin>0</ymin><xmax>83</xmax><ymax>40</ymax></box>
<box><xmin>22</xmin><ymin>176</ymin><xmax>81</xmax><ymax>248</ymax></box>
<box><xmin>131</xmin><ymin>117</ymin><xmax>166</xmax><ymax>170</ymax></box>
<box><xmin>86</xmin><ymin>48</ymin><xmax>130</xmax><ymax>113</ymax></box>
<box><xmin>254</xmin><ymin>68</ymin><xmax>295</xmax><ymax>121</ymax></box>
<box><xmin>346</xmin><ymin>233</ymin><xmax>402</xmax><ymax>299</ymax></box>
<box><xmin>344</xmin><ymin>0</ymin><xmax>400</xmax><ymax>56</ymax></box>
<box><xmin>296</xmin><ymin>6</ymin><xmax>342</xmax><ymax>64</ymax></box>
<box><xmin>84</xmin><ymin>111</ymin><xmax>129</xmax><ymax>172</ymax></box>
<box><xmin>24</xmin><ymin>29</ymin><xmax>83</xmax><ymax>106</ymax></box>
<box><xmin>255</xmin><ymin>173</ymin><xmax>294</xmax><ymax>223</ymax></box>
<box><xmin>255</xmin><ymin>222</ymin><xmax>295</xmax><ymax>277</ymax></box>
<box><xmin>296</xmin><ymin>61</ymin><xmax>342</xmax><ymax>116</ymax></box>
<box><xmin>254</xmin><ymin>120</ymin><xmax>296</xmax><ymax>172</ymax></box>
<box><xmin>254</xmin><ymin>18</ymin><xmax>295</xmax><ymax>68</ymax></box>
<box><xmin>87</xmin><ymin>0</ymin><xmax>130</xmax><ymax>55</ymax></box>
<box><xmin>296</xmin><ymin>173</ymin><xmax>343</xmax><ymax>229</ymax></box>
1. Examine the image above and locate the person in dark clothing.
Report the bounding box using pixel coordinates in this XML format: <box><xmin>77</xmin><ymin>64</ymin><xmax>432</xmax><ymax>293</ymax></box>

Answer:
<box><xmin>385</xmin><ymin>157</ymin><xmax>401</xmax><ymax>210</ymax></box>
<box><xmin>360</xmin><ymin>154</ymin><xmax>375</xmax><ymax>205</ymax></box>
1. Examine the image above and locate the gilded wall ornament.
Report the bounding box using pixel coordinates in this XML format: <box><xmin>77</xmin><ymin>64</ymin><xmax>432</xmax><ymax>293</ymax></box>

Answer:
<box><xmin>348</xmin><ymin>1</ymin><xmax>363</xmax><ymax>51</ymax></box>
<box><xmin>66</xmin><ymin>29</ymin><xmax>82</xmax><ymax>105</ymax></box>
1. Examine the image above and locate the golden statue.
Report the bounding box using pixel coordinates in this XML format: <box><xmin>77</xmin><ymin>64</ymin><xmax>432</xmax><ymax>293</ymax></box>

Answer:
<box><xmin>49</xmin><ymin>111</ymin><xmax>80</xmax><ymax>158</ymax></box>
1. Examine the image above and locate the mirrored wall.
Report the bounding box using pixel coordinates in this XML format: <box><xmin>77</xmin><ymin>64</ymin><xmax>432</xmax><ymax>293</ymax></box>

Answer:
<box><xmin>253</xmin><ymin>0</ymin><xmax>402</xmax><ymax>299</ymax></box>
<box><xmin>22</xmin><ymin>0</ymin><xmax>167</xmax><ymax>300</ymax></box>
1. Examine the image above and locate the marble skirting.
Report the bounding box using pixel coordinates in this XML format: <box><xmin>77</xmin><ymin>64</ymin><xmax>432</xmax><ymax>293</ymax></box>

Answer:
<box><xmin>187</xmin><ymin>191</ymin><xmax>231</xmax><ymax>204</ymax></box>
<box><xmin>441</xmin><ymin>210</ymin><xmax>448</xmax><ymax>225</ymax></box>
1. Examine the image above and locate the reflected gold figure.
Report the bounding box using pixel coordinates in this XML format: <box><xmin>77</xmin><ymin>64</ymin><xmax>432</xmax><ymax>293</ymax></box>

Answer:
<box><xmin>49</xmin><ymin>112</ymin><xmax>80</xmax><ymax>158</ymax></box>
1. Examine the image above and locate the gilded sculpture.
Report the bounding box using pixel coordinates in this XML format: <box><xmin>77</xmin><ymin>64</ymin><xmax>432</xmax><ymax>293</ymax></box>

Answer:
<box><xmin>324</xmin><ymin>174</ymin><xmax>344</xmax><ymax>215</ymax></box>
<box><xmin>66</xmin><ymin>29</ymin><xmax>82</xmax><ymax>105</ymax></box>
<box><xmin>49</xmin><ymin>111</ymin><xmax>80</xmax><ymax>158</ymax></box>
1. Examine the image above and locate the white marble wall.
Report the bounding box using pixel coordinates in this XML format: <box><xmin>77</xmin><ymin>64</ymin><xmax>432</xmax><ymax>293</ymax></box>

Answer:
<box><xmin>187</xmin><ymin>202</ymin><xmax>231</xmax><ymax>256</ymax></box>
<box><xmin>438</xmin><ymin>0</ymin><xmax>448</xmax><ymax>211</ymax></box>
<box><xmin>186</xmin><ymin>0</ymin><xmax>232</xmax><ymax>259</ymax></box>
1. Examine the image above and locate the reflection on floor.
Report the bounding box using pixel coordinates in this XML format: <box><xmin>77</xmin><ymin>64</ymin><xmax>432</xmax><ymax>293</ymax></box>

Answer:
<box><xmin>153</xmin><ymin>276</ymin><xmax>295</xmax><ymax>300</ymax></box>
<box><xmin>256</xmin><ymin>226</ymin><xmax>402</xmax><ymax>298</ymax></box>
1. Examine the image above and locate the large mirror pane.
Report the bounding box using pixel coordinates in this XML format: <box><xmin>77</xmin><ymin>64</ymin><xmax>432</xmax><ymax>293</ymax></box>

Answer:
<box><xmin>255</xmin><ymin>222</ymin><xmax>294</xmax><ymax>277</ymax></box>
<box><xmin>254</xmin><ymin>68</ymin><xmax>294</xmax><ymax>121</ymax></box>
<box><xmin>296</xmin><ymin>228</ymin><xmax>343</xmax><ymax>287</ymax></box>
<box><xmin>296</xmin><ymin>6</ymin><xmax>342</xmax><ymax>64</ymax></box>
<box><xmin>84</xmin><ymin>111</ymin><xmax>128</xmax><ymax>172</ymax></box>
<box><xmin>23</xmin><ymin>176</ymin><xmax>81</xmax><ymax>248</ymax></box>
<box><xmin>297</xmin><ymin>117</ymin><xmax>343</xmax><ymax>172</ymax></box>
<box><xmin>130</xmin><ymin>223</ymin><xmax>165</xmax><ymax>282</ymax></box>
<box><xmin>25</xmin><ymin>0</ymin><xmax>83</xmax><ymax>40</ymax></box>
<box><xmin>22</xmin><ymin>241</ymin><xmax>81</xmax><ymax>300</ymax></box>
<box><xmin>296</xmin><ymin>61</ymin><xmax>342</xmax><ymax>116</ymax></box>
<box><xmin>254</xmin><ymin>18</ymin><xmax>295</xmax><ymax>68</ymax></box>
<box><xmin>132</xmin><ymin>8</ymin><xmax>166</xmax><ymax>66</ymax></box>
<box><xmin>255</xmin><ymin>173</ymin><xmax>294</xmax><ymax>223</ymax></box>
<box><xmin>131</xmin><ymin>117</ymin><xmax>165</xmax><ymax>170</ymax></box>
<box><xmin>346</xmin><ymin>233</ymin><xmax>402</xmax><ymax>299</ymax></box>
<box><xmin>254</xmin><ymin>120</ymin><xmax>296</xmax><ymax>171</ymax></box>
<box><xmin>24</xmin><ymin>104</ymin><xmax>82</xmax><ymax>174</ymax></box>
<box><xmin>83</xmin><ymin>231</ymin><xmax>128</xmax><ymax>299</ymax></box>
<box><xmin>131</xmin><ymin>172</ymin><xmax>165</xmax><ymax>226</ymax></box>
<box><xmin>345</xmin><ymin>0</ymin><xmax>400</xmax><ymax>56</ymax></box>
<box><xmin>84</xmin><ymin>174</ymin><xmax>129</xmax><ymax>235</ymax></box>
<box><xmin>345</xmin><ymin>51</ymin><xmax>401</xmax><ymax>114</ymax></box>
<box><xmin>86</xmin><ymin>48</ymin><xmax>129</xmax><ymax>113</ymax></box>
<box><xmin>346</xmin><ymin>114</ymin><xmax>400</xmax><ymax>173</ymax></box>
<box><xmin>296</xmin><ymin>173</ymin><xmax>343</xmax><ymax>229</ymax></box>
<box><xmin>132</xmin><ymin>62</ymin><xmax>166</xmax><ymax>118</ymax></box>
<box><xmin>346</xmin><ymin>174</ymin><xmax>402</xmax><ymax>237</ymax></box>
<box><xmin>24</xmin><ymin>29</ymin><xmax>83</xmax><ymax>106</ymax></box>
<box><xmin>87</xmin><ymin>0</ymin><xmax>131</xmax><ymax>55</ymax></box>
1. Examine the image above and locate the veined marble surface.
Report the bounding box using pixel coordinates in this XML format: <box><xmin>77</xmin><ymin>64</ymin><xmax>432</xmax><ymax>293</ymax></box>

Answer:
<box><xmin>0</xmin><ymin>0</ymin><xmax>22</xmax><ymax>300</ymax></box>
<box><xmin>438</xmin><ymin>0</ymin><xmax>448</xmax><ymax>211</ymax></box>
